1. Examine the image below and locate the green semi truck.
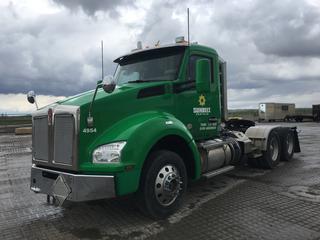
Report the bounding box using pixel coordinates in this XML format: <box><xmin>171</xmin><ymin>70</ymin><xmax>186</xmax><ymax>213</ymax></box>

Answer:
<box><xmin>28</xmin><ymin>38</ymin><xmax>300</xmax><ymax>219</ymax></box>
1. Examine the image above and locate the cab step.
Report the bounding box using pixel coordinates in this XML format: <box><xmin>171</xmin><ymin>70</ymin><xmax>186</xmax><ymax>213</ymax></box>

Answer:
<box><xmin>202</xmin><ymin>165</ymin><xmax>235</xmax><ymax>179</ymax></box>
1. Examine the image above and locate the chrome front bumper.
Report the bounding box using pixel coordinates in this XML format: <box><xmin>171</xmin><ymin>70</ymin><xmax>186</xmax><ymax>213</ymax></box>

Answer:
<box><xmin>30</xmin><ymin>165</ymin><xmax>115</xmax><ymax>203</ymax></box>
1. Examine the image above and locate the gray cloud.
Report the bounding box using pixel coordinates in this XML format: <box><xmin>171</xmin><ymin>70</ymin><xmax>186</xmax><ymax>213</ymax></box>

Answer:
<box><xmin>51</xmin><ymin>0</ymin><xmax>133</xmax><ymax>15</ymax></box>
<box><xmin>251</xmin><ymin>1</ymin><xmax>320</xmax><ymax>57</ymax></box>
<box><xmin>211</xmin><ymin>0</ymin><xmax>320</xmax><ymax>57</ymax></box>
<box><xmin>0</xmin><ymin>0</ymin><xmax>319</xmax><ymax>111</ymax></box>
<box><xmin>138</xmin><ymin>6</ymin><xmax>184</xmax><ymax>45</ymax></box>
<box><xmin>0</xmin><ymin>3</ymin><xmax>120</xmax><ymax>96</ymax></box>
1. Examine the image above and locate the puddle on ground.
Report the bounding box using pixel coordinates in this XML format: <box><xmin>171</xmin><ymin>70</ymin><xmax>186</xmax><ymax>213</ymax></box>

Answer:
<box><xmin>226</xmin><ymin>167</ymin><xmax>269</xmax><ymax>180</ymax></box>
<box><xmin>284</xmin><ymin>185</ymin><xmax>320</xmax><ymax>202</ymax></box>
<box><xmin>70</xmin><ymin>228</ymin><xmax>102</xmax><ymax>239</ymax></box>
<box><xmin>167</xmin><ymin>177</ymin><xmax>246</xmax><ymax>224</ymax></box>
<box><xmin>302</xmin><ymin>164</ymin><xmax>320</xmax><ymax>170</ymax></box>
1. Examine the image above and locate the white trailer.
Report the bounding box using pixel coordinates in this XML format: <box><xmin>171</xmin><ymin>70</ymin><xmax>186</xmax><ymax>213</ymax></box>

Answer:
<box><xmin>259</xmin><ymin>103</ymin><xmax>295</xmax><ymax>122</ymax></box>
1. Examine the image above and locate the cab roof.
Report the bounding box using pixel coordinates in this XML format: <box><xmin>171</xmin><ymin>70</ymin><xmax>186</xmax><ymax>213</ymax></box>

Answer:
<box><xmin>113</xmin><ymin>43</ymin><xmax>218</xmax><ymax>63</ymax></box>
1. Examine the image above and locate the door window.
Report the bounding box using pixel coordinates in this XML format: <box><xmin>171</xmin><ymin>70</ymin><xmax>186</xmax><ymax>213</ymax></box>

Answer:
<box><xmin>186</xmin><ymin>55</ymin><xmax>213</xmax><ymax>83</ymax></box>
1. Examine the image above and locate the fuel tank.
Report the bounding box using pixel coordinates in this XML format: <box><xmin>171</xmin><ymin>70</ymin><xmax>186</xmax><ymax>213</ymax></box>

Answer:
<box><xmin>199</xmin><ymin>138</ymin><xmax>241</xmax><ymax>173</ymax></box>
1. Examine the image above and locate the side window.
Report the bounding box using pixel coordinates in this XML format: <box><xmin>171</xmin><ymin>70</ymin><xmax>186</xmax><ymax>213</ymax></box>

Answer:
<box><xmin>186</xmin><ymin>55</ymin><xmax>213</xmax><ymax>82</ymax></box>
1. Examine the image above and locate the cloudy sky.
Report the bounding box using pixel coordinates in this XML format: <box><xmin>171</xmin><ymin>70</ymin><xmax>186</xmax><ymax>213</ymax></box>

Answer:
<box><xmin>0</xmin><ymin>0</ymin><xmax>320</xmax><ymax>114</ymax></box>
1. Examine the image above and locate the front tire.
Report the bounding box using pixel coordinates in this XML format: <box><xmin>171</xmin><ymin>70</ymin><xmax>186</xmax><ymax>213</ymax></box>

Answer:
<box><xmin>137</xmin><ymin>150</ymin><xmax>187</xmax><ymax>219</ymax></box>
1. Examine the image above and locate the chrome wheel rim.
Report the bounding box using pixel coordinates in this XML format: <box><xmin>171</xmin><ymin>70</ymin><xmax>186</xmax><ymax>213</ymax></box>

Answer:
<box><xmin>286</xmin><ymin>133</ymin><xmax>294</xmax><ymax>154</ymax></box>
<box><xmin>270</xmin><ymin>137</ymin><xmax>279</xmax><ymax>161</ymax></box>
<box><xmin>155</xmin><ymin>164</ymin><xmax>182</xmax><ymax>206</ymax></box>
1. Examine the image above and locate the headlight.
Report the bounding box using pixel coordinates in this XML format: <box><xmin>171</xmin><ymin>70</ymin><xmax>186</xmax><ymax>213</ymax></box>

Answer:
<box><xmin>92</xmin><ymin>141</ymin><xmax>126</xmax><ymax>164</ymax></box>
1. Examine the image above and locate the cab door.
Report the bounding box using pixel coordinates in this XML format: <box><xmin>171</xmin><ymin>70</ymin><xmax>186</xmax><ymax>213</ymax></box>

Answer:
<box><xmin>174</xmin><ymin>53</ymin><xmax>221</xmax><ymax>140</ymax></box>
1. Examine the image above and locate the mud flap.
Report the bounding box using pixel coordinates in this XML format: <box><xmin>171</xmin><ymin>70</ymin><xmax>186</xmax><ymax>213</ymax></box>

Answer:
<box><xmin>291</xmin><ymin>127</ymin><xmax>301</xmax><ymax>153</ymax></box>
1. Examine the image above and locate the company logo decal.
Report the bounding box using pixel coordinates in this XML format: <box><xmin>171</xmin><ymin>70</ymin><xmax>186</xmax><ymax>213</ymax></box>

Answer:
<box><xmin>193</xmin><ymin>94</ymin><xmax>211</xmax><ymax>115</ymax></box>
<box><xmin>198</xmin><ymin>94</ymin><xmax>206</xmax><ymax>106</ymax></box>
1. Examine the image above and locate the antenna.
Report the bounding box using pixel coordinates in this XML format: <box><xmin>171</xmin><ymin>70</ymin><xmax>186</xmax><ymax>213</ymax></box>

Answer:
<box><xmin>187</xmin><ymin>8</ymin><xmax>190</xmax><ymax>45</ymax></box>
<box><xmin>87</xmin><ymin>40</ymin><xmax>104</xmax><ymax>127</ymax></box>
<box><xmin>187</xmin><ymin>8</ymin><xmax>191</xmax><ymax>80</ymax></box>
<box><xmin>101</xmin><ymin>40</ymin><xmax>104</xmax><ymax>81</ymax></box>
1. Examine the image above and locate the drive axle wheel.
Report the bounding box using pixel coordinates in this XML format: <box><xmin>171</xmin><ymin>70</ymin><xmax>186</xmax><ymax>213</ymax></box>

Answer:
<box><xmin>261</xmin><ymin>130</ymin><xmax>281</xmax><ymax>169</ymax></box>
<box><xmin>281</xmin><ymin>130</ymin><xmax>294</xmax><ymax>161</ymax></box>
<box><xmin>137</xmin><ymin>150</ymin><xmax>187</xmax><ymax>219</ymax></box>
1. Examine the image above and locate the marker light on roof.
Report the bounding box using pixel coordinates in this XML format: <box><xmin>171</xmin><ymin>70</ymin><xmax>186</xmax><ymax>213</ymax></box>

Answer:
<box><xmin>175</xmin><ymin>36</ymin><xmax>185</xmax><ymax>43</ymax></box>
<box><xmin>137</xmin><ymin>41</ymin><xmax>142</xmax><ymax>49</ymax></box>
<box><xmin>131</xmin><ymin>41</ymin><xmax>142</xmax><ymax>52</ymax></box>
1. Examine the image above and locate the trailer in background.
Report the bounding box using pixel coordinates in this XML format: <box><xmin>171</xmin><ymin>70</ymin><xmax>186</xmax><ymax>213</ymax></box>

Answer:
<box><xmin>258</xmin><ymin>103</ymin><xmax>295</xmax><ymax>122</ymax></box>
<box><xmin>313</xmin><ymin>104</ymin><xmax>320</xmax><ymax>122</ymax></box>
<box><xmin>259</xmin><ymin>103</ymin><xmax>320</xmax><ymax>122</ymax></box>
<box><xmin>283</xmin><ymin>104</ymin><xmax>319</xmax><ymax>122</ymax></box>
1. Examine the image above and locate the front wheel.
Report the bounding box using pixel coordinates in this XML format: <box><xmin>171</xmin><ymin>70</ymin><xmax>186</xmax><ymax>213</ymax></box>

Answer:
<box><xmin>137</xmin><ymin>150</ymin><xmax>187</xmax><ymax>219</ymax></box>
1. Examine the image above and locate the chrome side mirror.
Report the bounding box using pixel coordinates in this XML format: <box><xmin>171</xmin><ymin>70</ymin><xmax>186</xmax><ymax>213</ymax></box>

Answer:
<box><xmin>27</xmin><ymin>90</ymin><xmax>39</xmax><ymax>109</ymax></box>
<box><xmin>102</xmin><ymin>75</ymin><xmax>116</xmax><ymax>93</ymax></box>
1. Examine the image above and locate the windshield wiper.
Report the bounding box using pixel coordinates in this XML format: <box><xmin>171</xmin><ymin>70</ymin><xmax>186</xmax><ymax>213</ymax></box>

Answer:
<box><xmin>127</xmin><ymin>79</ymin><xmax>168</xmax><ymax>83</ymax></box>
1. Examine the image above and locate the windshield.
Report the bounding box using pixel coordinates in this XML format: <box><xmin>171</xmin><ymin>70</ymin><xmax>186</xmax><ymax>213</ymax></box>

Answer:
<box><xmin>114</xmin><ymin>47</ymin><xmax>185</xmax><ymax>85</ymax></box>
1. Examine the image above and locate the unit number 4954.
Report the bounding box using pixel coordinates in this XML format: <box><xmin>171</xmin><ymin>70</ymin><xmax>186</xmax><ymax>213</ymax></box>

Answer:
<box><xmin>83</xmin><ymin>128</ymin><xmax>97</xmax><ymax>133</ymax></box>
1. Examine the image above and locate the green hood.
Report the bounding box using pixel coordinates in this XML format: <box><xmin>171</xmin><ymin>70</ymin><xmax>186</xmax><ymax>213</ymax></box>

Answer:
<box><xmin>56</xmin><ymin>84</ymin><xmax>137</xmax><ymax>107</ymax></box>
<box><xmin>57</xmin><ymin>82</ymin><xmax>174</xmax><ymax>165</ymax></box>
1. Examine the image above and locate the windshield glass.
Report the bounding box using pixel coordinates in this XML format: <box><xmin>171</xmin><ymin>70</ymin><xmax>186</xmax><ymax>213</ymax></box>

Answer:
<box><xmin>114</xmin><ymin>47</ymin><xmax>185</xmax><ymax>85</ymax></box>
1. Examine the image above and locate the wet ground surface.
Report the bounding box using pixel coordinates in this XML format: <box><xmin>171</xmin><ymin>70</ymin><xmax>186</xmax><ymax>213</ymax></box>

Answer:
<box><xmin>0</xmin><ymin>122</ymin><xmax>319</xmax><ymax>239</ymax></box>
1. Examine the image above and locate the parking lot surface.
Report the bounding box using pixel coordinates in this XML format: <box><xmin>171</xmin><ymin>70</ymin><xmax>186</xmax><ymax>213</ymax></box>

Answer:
<box><xmin>0</xmin><ymin>122</ymin><xmax>319</xmax><ymax>239</ymax></box>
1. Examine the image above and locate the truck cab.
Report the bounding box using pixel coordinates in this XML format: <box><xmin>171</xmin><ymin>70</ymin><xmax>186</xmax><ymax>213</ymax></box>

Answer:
<box><xmin>29</xmin><ymin>39</ymin><xmax>300</xmax><ymax>219</ymax></box>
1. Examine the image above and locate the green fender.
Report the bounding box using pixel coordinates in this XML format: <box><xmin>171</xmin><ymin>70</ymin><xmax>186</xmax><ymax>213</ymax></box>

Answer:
<box><xmin>88</xmin><ymin>111</ymin><xmax>201</xmax><ymax>196</ymax></box>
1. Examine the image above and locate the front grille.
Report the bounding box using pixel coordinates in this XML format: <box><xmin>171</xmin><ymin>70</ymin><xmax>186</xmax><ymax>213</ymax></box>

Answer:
<box><xmin>33</xmin><ymin>116</ymin><xmax>49</xmax><ymax>161</ymax></box>
<box><xmin>32</xmin><ymin>106</ymin><xmax>79</xmax><ymax>170</ymax></box>
<box><xmin>53</xmin><ymin>114</ymin><xmax>74</xmax><ymax>166</ymax></box>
